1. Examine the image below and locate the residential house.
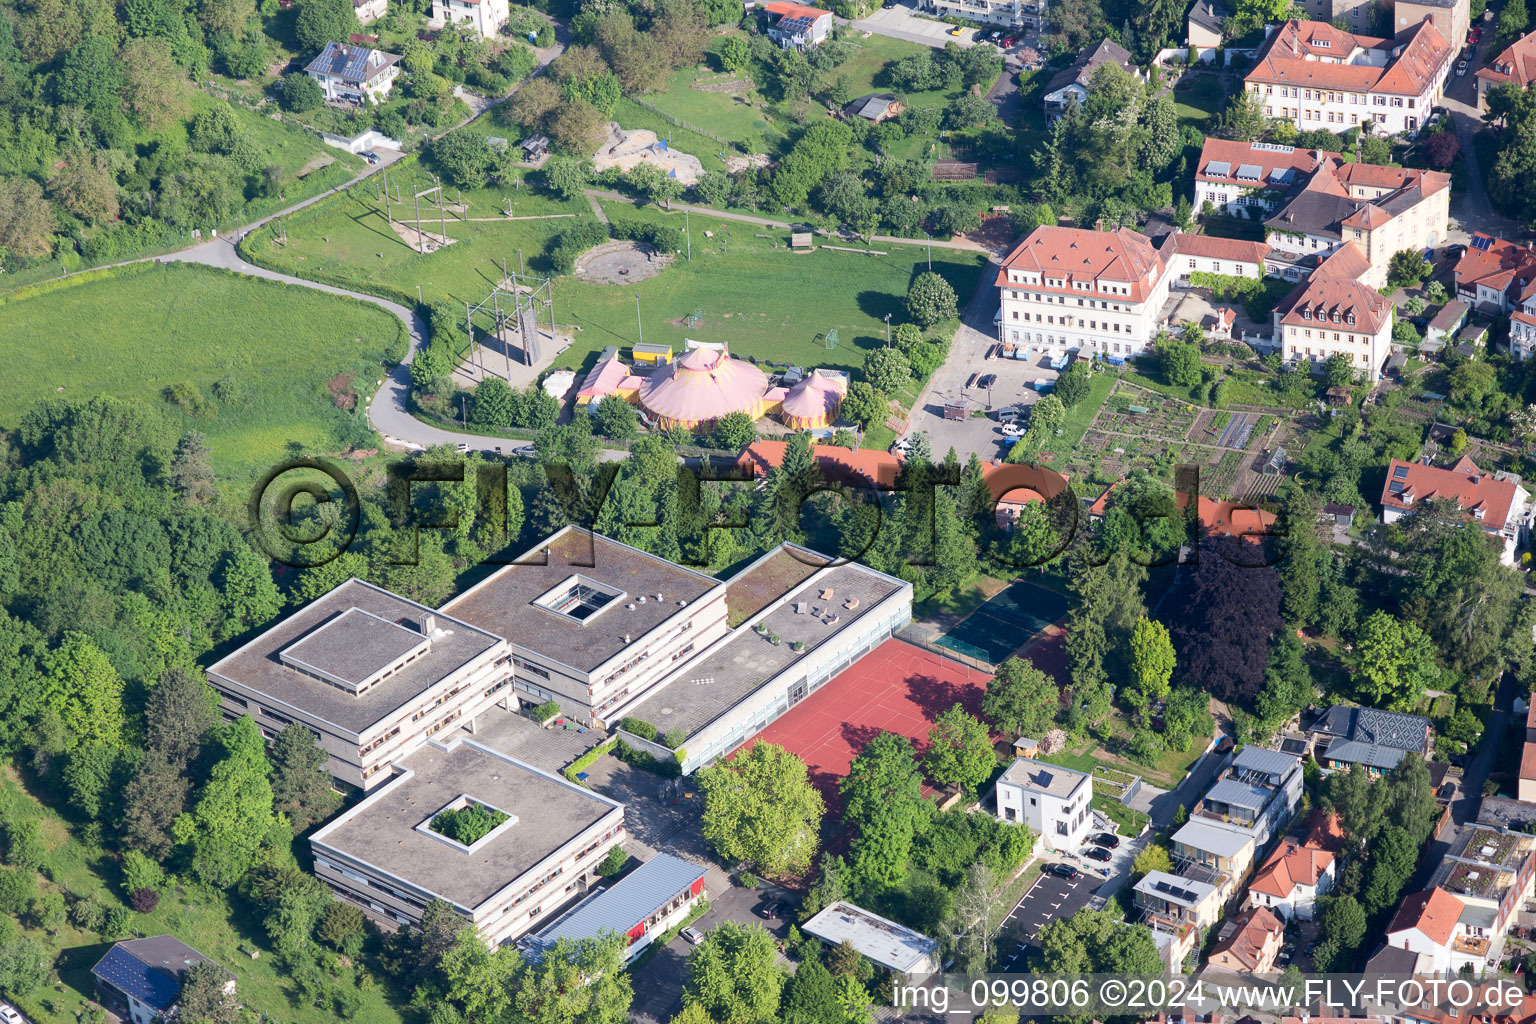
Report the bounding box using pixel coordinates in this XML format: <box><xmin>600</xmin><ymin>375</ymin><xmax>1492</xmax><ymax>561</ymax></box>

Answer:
<box><xmin>1170</xmin><ymin>233</ymin><xmax>1270</xmax><ymax>283</ymax></box>
<box><xmin>1193</xmin><ymin>139</ymin><xmax>1331</xmax><ymax>218</ymax></box>
<box><xmin>1422</xmin><ymin>821</ymin><xmax>1536</xmax><ymax>971</ymax></box>
<box><xmin>92</xmin><ymin>936</ymin><xmax>233</xmax><ymax>1024</ymax></box>
<box><xmin>431</xmin><ymin>0</ymin><xmax>510</xmax><ymax>38</ymax></box>
<box><xmin>1385</xmin><ymin>887</ymin><xmax>1478</xmax><ymax>974</ymax></box>
<box><xmin>1305</xmin><ymin>704</ymin><xmax>1432</xmax><ymax>772</ymax></box>
<box><xmin>310</xmin><ymin>736</ymin><xmax>627</xmax><ymax>946</ymax></box>
<box><xmin>801</xmin><ymin>902</ymin><xmax>941</xmax><ymax>977</ymax></box>
<box><xmin>1426</xmin><ymin>299</ymin><xmax>1469</xmax><ymax>345</ymax></box>
<box><xmin>1380</xmin><ymin>455</ymin><xmax>1531</xmax><ymax>564</ymax></box>
<box><xmin>1271</xmin><ymin>242</ymin><xmax>1396</xmax><ymax>380</ymax></box>
<box><xmin>995</xmin><ymin>224</ymin><xmax>1173</xmax><ymax>362</ymax></box>
<box><xmin>1206</xmin><ymin>905</ymin><xmax>1287</xmax><ymax>974</ymax></box>
<box><xmin>1191</xmin><ymin>746</ymin><xmax>1304</xmax><ymax>850</ymax></box>
<box><xmin>1264</xmin><ymin>160</ymin><xmax>1451</xmax><ymax>289</ymax></box>
<box><xmin>1171</xmin><ymin>818</ymin><xmax>1258</xmax><ymax>894</ymax></box>
<box><xmin>995</xmin><ymin>758</ymin><xmax>1093</xmax><ymax>852</ymax></box>
<box><xmin>924</xmin><ymin>0</ymin><xmax>1045</xmax><ymax>30</ymax></box>
<box><xmin>1087</xmin><ymin>484</ymin><xmax>1279</xmax><ymax>540</ymax></box>
<box><xmin>1134</xmin><ymin>870</ymin><xmax>1223</xmax><ymax>972</ymax></box>
<box><xmin>1243</xmin><ymin>20</ymin><xmax>1454</xmax><ymax>137</ymax></box>
<box><xmin>518</xmin><ymin>853</ymin><xmax>706</xmax><ymax>965</ymax></box>
<box><xmin>1520</xmin><ymin>703</ymin><xmax>1536</xmax><ymax>801</ymax></box>
<box><xmin>1455</xmin><ymin>233</ymin><xmax>1536</xmax><ymax>314</ymax></box>
<box><xmin>1395</xmin><ymin>0</ymin><xmax>1470</xmax><ymax>56</ymax></box>
<box><xmin>303</xmin><ymin>42</ymin><xmax>401</xmax><ymax>104</ymax></box>
<box><xmin>845</xmin><ymin>93</ymin><xmax>905</xmax><ymax>122</ymax></box>
<box><xmin>1188</xmin><ymin>2</ymin><xmax>1228</xmax><ymax>49</ymax></box>
<box><xmin>1476</xmin><ymin>31</ymin><xmax>1536</xmax><ymax>112</ymax></box>
<box><xmin>353</xmin><ymin>0</ymin><xmax>386</xmax><ymax>23</ymax></box>
<box><xmin>1244</xmin><ymin>837</ymin><xmax>1336</xmax><ymax>920</ymax></box>
<box><xmin>762</xmin><ymin>1</ymin><xmax>832</xmax><ymax>49</ymax></box>
<box><xmin>1044</xmin><ymin>40</ymin><xmax>1141</xmax><ymax>121</ymax></box>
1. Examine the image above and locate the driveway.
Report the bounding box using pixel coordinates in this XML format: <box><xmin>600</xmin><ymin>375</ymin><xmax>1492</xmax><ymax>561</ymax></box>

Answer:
<box><xmin>1440</xmin><ymin>28</ymin><xmax>1530</xmax><ymax>242</ymax></box>
<box><xmin>849</xmin><ymin>1</ymin><xmax>979</xmax><ymax>48</ymax></box>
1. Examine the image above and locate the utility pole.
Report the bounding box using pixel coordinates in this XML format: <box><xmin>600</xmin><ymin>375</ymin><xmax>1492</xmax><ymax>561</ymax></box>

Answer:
<box><xmin>635</xmin><ymin>293</ymin><xmax>643</xmax><ymax>344</ymax></box>
<box><xmin>925</xmin><ymin>233</ymin><xmax>932</xmax><ymax>272</ymax></box>
<box><xmin>519</xmin><ymin>248</ymin><xmax>525</xmax><ymax>278</ymax></box>
<box><xmin>417</xmin><ymin>283</ymin><xmax>422</xmax><ymax>303</ymax></box>
<box><xmin>884</xmin><ymin>313</ymin><xmax>891</xmax><ymax>348</ymax></box>
<box><xmin>685</xmin><ymin>208</ymin><xmax>691</xmax><ymax>261</ymax></box>
<box><xmin>437</xmin><ymin>177</ymin><xmax>447</xmax><ymax>249</ymax></box>
<box><xmin>414</xmin><ymin>191</ymin><xmax>424</xmax><ymax>253</ymax></box>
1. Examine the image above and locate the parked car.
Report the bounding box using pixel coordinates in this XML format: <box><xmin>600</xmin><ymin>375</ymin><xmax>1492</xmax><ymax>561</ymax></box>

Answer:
<box><xmin>995</xmin><ymin>403</ymin><xmax>1029</xmax><ymax>418</ymax></box>
<box><xmin>1047</xmin><ymin>863</ymin><xmax>1081</xmax><ymax>880</ymax></box>
<box><xmin>681</xmin><ymin>927</ymin><xmax>705</xmax><ymax>945</ymax></box>
<box><xmin>1084</xmin><ymin>846</ymin><xmax>1112</xmax><ymax>862</ymax></box>
<box><xmin>0</xmin><ymin>1004</ymin><xmax>22</xmax><ymax>1024</ymax></box>
<box><xmin>1457</xmin><ymin>59</ymin><xmax>1469</xmax><ymax>75</ymax></box>
<box><xmin>1093</xmin><ymin>832</ymin><xmax>1121</xmax><ymax>849</ymax></box>
<box><xmin>756</xmin><ymin>900</ymin><xmax>784</xmax><ymax>920</ymax></box>
<box><xmin>1446</xmin><ymin>242</ymin><xmax>1467</xmax><ymax>260</ymax></box>
<box><xmin>965</xmin><ymin>372</ymin><xmax>979</xmax><ymax>389</ymax></box>
<box><xmin>948</xmin><ymin>26</ymin><xmax>963</xmax><ymax>35</ymax></box>
<box><xmin>1000</xmin><ymin>422</ymin><xmax>1027</xmax><ymax>437</ymax></box>
<box><xmin>977</xmin><ymin>373</ymin><xmax>997</xmax><ymax>388</ymax></box>
<box><xmin>508</xmin><ymin>444</ymin><xmax>538</xmax><ymax>459</ymax></box>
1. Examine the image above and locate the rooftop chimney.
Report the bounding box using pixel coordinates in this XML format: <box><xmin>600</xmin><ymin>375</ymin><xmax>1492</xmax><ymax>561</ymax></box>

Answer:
<box><xmin>1094</xmin><ymin>218</ymin><xmax>1104</xmax><ymax>232</ymax></box>
<box><xmin>424</xmin><ymin>614</ymin><xmax>437</xmax><ymax>636</ymax></box>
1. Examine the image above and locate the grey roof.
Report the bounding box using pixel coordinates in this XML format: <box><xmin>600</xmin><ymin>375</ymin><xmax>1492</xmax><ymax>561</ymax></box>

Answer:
<box><xmin>1266</xmin><ymin>190</ymin><xmax>1358</xmax><ymax>241</ymax></box>
<box><xmin>1310</xmin><ymin>705</ymin><xmax>1429</xmax><ymax>768</ymax></box>
<box><xmin>1235</xmin><ymin>163</ymin><xmax>1263</xmax><ymax>182</ymax></box>
<box><xmin>1459</xmin><ymin>903</ymin><xmax>1499</xmax><ymax>931</ymax></box>
<box><xmin>525</xmin><ymin>853</ymin><xmax>704</xmax><ymax>951</ymax></box>
<box><xmin>1323</xmin><ymin>736</ymin><xmax>1406</xmax><ymax>769</ymax></box>
<box><xmin>1232</xmin><ymin>746</ymin><xmax>1299</xmax><ymax>778</ymax></box>
<box><xmin>1205</xmin><ymin>160</ymin><xmax>1233</xmax><ymax>177</ymax></box>
<box><xmin>1173</xmin><ymin>818</ymin><xmax>1254</xmax><ymax>859</ymax></box>
<box><xmin>847</xmin><ymin>94</ymin><xmax>898</xmax><ymax>119</ymax></box>
<box><xmin>1135</xmin><ymin>870</ymin><xmax>1217</xmax><ymax>907</ymax></box>
<box><xmin>279</xmin><ymin>607</ymin><xmax>430</xmax><ymax>692</ymax></box>
<box><xmin>1046</xmin><ymin>38</ymin><xmax>1134</xmax><ymax>96</ymax></box>
<box><xmin>441</xmin><ymin>527</ymin><xmax>720</xmax><ymax>675</ymax></box>
<box><xmin>1204</xmin><ymin>778</ymin><xmax>1270</xmax><ymax>812</ymax></box>
<box><xmin>91</xmin><ymin>936</ymin><xmax>225</xmax><ymax>1013</ymax></box>
<box><xmin>207</xmin><ymin>578</ymin><xmax>502</xmax><ymax>735</ymax></box>
<box><xmin>1428</xmin><ymin>300</ymin><xmax>1469</xmax><ymax>330</ymax></box>
<box><xmin>304</xmin><ymin>41</ymin><xmax>399</xmax><ymax>84</ymax></box>
<box><xmin>1000</xmin><ymin>757</ymin><xmax>1092</xmax><ymax>799</ymax></box>
<box><xmin>1364</xmin><ymin>943</ymin><xmax>1426</xmax><ymax>975</ymax></box>
<box><xmin>618</xmin><ymin>558</ymin><xmax>904</xmax><ymax>741</ymax></box>
<box><xmin>802</xmin><ymin>902</ymin><xmax>939</xmax><ymax>974</ymax></box>
<box><xmin>1188</xmin><ymin>1</ymin><xmax>1228</xmax><ymax>32</ymax></box>
<box><xmin>310</xmin><ymin>738</ymin><xmax>622</xmax><ymax>910</ymax></box>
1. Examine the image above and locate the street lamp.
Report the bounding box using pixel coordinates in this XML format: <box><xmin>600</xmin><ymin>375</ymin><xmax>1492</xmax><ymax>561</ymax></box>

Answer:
<box><xmin>635</xmin><ymin>293</ymin><xmax>643</xmax><ymax>344</ymax></box>
<box><xmin>884</xmin><ymin>313</ymin><xmax>891</xmax><ymax>348</ymax></box>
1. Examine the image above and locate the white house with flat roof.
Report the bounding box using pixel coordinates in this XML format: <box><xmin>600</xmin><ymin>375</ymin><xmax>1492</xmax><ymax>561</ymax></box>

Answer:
<box><xmin>309</xmin><ymin>736</ymin><xmax>625</xmax><ymax>947</ymax></box>
<box><xmin>995</xmin><ymin>758</ymin><xmax>1093</xmax><ymax>852</ymax></box>
<box><xmin>802</xmin><ymin>902</ymin><xmax>940</xmax><ymax>976</ymax></box>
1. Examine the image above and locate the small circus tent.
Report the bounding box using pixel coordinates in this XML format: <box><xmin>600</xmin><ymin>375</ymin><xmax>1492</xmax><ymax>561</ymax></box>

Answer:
<box><xmin>777</xmin><ymin>369</ymin><xmax>848</xmax><ymax>429</ymax></box>
<box><xmin>635</xmin><ymin>342</ymin><xmax>769</xmax><ymax>430</ymax></box>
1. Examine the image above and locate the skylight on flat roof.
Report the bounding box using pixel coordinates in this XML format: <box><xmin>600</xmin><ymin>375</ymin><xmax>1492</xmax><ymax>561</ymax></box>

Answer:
<box><xmin>532</xmin><ymin>575</ymin><xmax>625</xmax><ymax>624</ymax></box>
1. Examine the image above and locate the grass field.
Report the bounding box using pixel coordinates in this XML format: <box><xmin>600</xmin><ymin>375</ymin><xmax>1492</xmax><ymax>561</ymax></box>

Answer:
<box><xmin>835</xmin><ymin>32</ymin><xmax>974</xmax><ymax>110</ymax></box>
<box><xmin>241</xmin><ymin>181</ymin><xmax>990</xmax><ymax>382</ymax></box>
<box><xmin>1171</xmin><ymin>74</ymin><xmax>1224</xmax><ymax>126</ymax></box>
<box><xmin>0</xmin><ymin>769</ymin><xmax>411</xmax><ymax>1024</ymax></box>
<box><xmin>0</xmin><ymin>263</ymin><xmax>407</xmax><ymax>480</ymax></box>
<box><xmin>634</xmin><ymin>54</ymin><xmax>793</xmax><ymax>158</ymax></box>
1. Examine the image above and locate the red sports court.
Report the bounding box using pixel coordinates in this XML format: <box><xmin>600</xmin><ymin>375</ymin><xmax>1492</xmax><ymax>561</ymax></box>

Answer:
<box><xmin>750</xmin><ymin>638</ymin><xmax>994</xmax><ymax>807</ymax></box>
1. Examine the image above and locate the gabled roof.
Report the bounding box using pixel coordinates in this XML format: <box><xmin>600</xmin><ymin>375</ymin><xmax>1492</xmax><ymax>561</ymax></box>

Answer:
<box><xmin>1273</xmin><ymin>273</ymin><xmax>1393</xmax><ymax>336</ymax></box>
<box><xmin>998</xmin><ymin>226</ymin><xmax>1167</xmax><ymax>303</ymax></box>
<box><xmin>1312</xmin><ymin>241</ymin><xmax>1372</xmax><ymax>282</ymax></box>
<box><xmin>1195</xmin><ymin>139</ymin><xmax>1330</xmax><ymax>190</ymax></box>
<box><xmin>1246</xmin><ymin>19</ymin><xmax>1449</xmax><ymax>96</ymax></box>
<box><xmin>1388</xmin><ymin>887</ymin><xmax>1465</xmax><ymax>946</ymax></box>
<box><xmin>1455</xmin><ymin>233</ymin><xmax>1536</xmax><ymax>300</ymax></box>
<box><xmin>91</xmin><ymin>936</ymin><xmax>224</xmax><ymax>1013</ymax></box>
<box><xmin>1477</xmin><ymin>32</ymin><xmax>1536</xmax><ymax>90</ymax></box>
<box><xmin>1209</xmin><ymin>905</ymin><xmax>1285</xmax><ymax>970</ymax></box>
<box><xmin>1249</xmin><ymin>838</ymin><xmax>1335</xmax><ymax>898</ymax></box>
<box><xmin>1171</xmin><ymin>232</ymin><xmax>1270</xmax><ymax>264</ymax></box>
<box><xmin>1188</xmin><ymin>1</ymin><xmax>1228</xmax><ymax>33</ymax></box>
<box><xmin>762</xmin><ymin>0</ymin><xmax>831</xmax><ymax>17</ymax></box>
<box><xmin>1380</xmin><ymin>455</ymin><xmax>1522</xmax><ymax>532</ymax></box>
<box><xmin>1045</xmin><ymin>38</ymin><xmax>1136</xmax><ymax>97</ymax></box>
<box><xmin>304</xmin><ymin>41</ymin><xmax>400</xmax><ymax>84</ymax></box>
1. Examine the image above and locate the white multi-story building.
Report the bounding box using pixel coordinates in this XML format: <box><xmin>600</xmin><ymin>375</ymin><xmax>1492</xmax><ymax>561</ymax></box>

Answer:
<box><xmin>303</xmin><ymin>42</ymin><xmax>400</xmax><ymax>104</ymax></box>
<box><xmin>1193</xmin><ymin>140</ymin><xmax>1331</xmax><ymax>217</ymax></box>
<box><xmin>996</xmin><ymin>225</ymin><xmax>1173</xmax><ymax>363</ymax></box>
<box><xmin>923</xmin><ymin>0</ymin><xmax>1045</xmax><ymax>30</ymax></box>
<box><xmin>1244</xmin><ymin>19</ymin><xmax>1453</xmax><ymax>136</ymax></box>
<box><xmin>995</xmin><ymin>758</ymin><xmax>1093</xmax><ymax>852</ymax></box>
<box><xmin>432</xmin><ymin>0</ymin><xmax>510</xmax><ymax>38</ymax></box>
<box><xmin>1273</xmin><ymin>244</ymin><xmax>1396</xmax><ymax>379</ymax></box>
<box><xmin>1381</xmin><ymin>456</ymin><xmax>1532</xmax><ymax>564</ymax></box>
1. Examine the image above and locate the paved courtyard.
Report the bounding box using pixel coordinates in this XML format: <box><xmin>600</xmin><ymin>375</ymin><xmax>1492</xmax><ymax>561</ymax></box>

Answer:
<box><xmin>850</xmin><ymin>2</ymin><xmax>980</xmax><ymax>48</ymax></box>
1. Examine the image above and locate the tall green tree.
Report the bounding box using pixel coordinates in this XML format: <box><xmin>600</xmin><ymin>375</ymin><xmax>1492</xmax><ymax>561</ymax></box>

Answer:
<box><xmin>173</xmin><ymin>716</ymin><xmax>282</xmax><ymax>887</ymax></box>
<box><xmin>269</xmin><ymin>722</ymin><xmax>336</xmax><ymax>833</ymax></box>
<box><xmin>698</xmin><ymin>743</ymin><xmax>824</xmax><ymax>876</ymax></box>
<box><xmin>922</xmin><ymin>704</ymin><xmax>995</xmax><ymax>795</ymax></box>
<box><xmin>840</xmin><ymin>732</ymin><xmax>926</xmax><ymax>898</ymax></box>
<box><xmin>683</xmin><ymin>921</ymin><xmax>785</xmax><ymax>1024</ymax></box>
<box><xmin>40</xmin><ymin>631</ymin><xmax>124</xmax><ymax>751</ymax></box>
<box><xmin>981</xmin><ymin>657</ymin><xmax>1060</xmax><ymax>738</ymax></box>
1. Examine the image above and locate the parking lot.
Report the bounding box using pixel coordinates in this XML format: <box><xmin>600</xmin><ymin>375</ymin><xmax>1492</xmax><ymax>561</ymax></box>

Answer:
<box><xmin>851</xmin><ymin>3</ymin><xmax>980</xmax><ymax>47</ymax></box>
<box><xmin>996</xmin><ymin>864</ymin><xmax>1100</xmax><ymax>969</ymax></box>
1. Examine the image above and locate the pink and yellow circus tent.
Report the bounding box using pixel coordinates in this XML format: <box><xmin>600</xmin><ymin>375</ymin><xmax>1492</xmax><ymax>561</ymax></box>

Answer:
<box><xmin>636</xmin><ymin>343</ymin><xmax>769</xmax><ymax>430</ymax></box>
<box><xmin>777</xmin><ymin>370</ymin><xmax>847</xmax><ymax>429</ymax></box>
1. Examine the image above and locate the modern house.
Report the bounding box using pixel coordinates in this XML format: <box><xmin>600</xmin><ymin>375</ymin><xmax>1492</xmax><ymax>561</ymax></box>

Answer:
<box><xmin>1380</xmin><ymin>456</ymin><xmax>1531</xmax><ymax>564</ymax></box>
<box><xmin>923</xmin><ymin>0</ymin><xmax>1045</xmax><ymax>29</ymax></box>
<box><xmin>1190</xmin><ymin>746</ymin><xmax>1304</xmax><ymax>850</ymax></box>
<box><xmin>1133</xmin><ymin>870</ymin><xmax>1222</xmax><ymax>973</ymax></box>
<box><xmin>1419</xmin><ymin>821</ymin><xmax>1536</xmax><ymax>971</ymax></box>
<box><xmin>1244</xmin><ymin>837</ymin><xmax>1336</xmax><ymax>920</ymax></box>
<box><xmin>761</xmin><ymin>0</ymin><xmax>832</xmax><ymax>49</ymax></box>
<box><xmin>92</xmin><ymin>936</ymin><xmax>233</xmax><ymax>1024</ymax></box>
<box><xmin>995</xmin><ymin>224</ymin><xmax>1174</xmax><ymax>362</ymax></box>
<box><xmin>1171</xmin><ymin>818</ymin><xmax>1257</xmax><ymax>895</ymax></box>
<box><xmin>518</xmin><ymin>852</ymin><xmax>706</xmax><ymax>965</ymax></box>
<box><xmin>1206</xmin><ymin>905</ymin><xmax>1286</xmax><ymax>974</ymax></box>
<box><xmin>1304</xmin><ymin>704</ymin><xmax>1432</xmax><ymax>772</ymax></box>
<box><xmin>431</xmin><ymin>0</ymin><xmax>510</xmax><ymax>38</ymax></box>
<box><xmin>802</xmin><ymin>902</ymin><xmax>941</xmax><ymax>977</ymax></box>
<box><xmin>995</xmin><ymin>758</ymin><xmax>1093</xmax><ymax>852</ymax></box>
<box><xmin>1476</xmin><ymin>31</ymin><xmax>1536</xmax><ymax>112</ymax></box>
<box><xmin>303</xmin><ymin>42</ymin><xmax>400</xmax><ymax>104</ymax></box>
<box><xmin>309</xmin><ymin>736</ymin><xmax>626</xmax><ymax>946</ymax></box>
<box><xmin>1454</xmin><ymin>233</ymin><xmax>1536</xmax><ymax>314</ymax></box>
<box><xmin>1043</xmin><ymin>40</ymin><xmax>1141</xmax><ymax>121</ymax></box>
<box><xmin>1243</xmin><ymin>20</ymin><xmax>1454</xmax><ymax>137</ymax></box>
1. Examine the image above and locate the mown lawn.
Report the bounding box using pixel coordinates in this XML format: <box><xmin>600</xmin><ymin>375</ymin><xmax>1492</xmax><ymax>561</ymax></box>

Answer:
<box><xmin>0</xmin><ymin>770</ymin><xmax>411</xmax><ymax>1024</ymax></box>
<box><xmin>835</xmin><ymin>32</ymin><xmax>976</xmax><ymax>110</ymax></box>
<box><xmin>0</xmin><ymin>263</ymin><xmax>407</xmax><ymax>481</ymax></box>
<box><xmin>241</xmin><ymin>181</ymin><xmax>990</xmax><ymax>382</ymax></box>
<box><xmin>634</xmin><ymin>54</ymin><xmax>793</xmax><ymax>157</ymax></box>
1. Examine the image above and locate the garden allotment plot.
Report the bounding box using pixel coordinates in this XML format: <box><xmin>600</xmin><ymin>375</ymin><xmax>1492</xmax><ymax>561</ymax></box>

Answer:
<box><xmin>933</xmin><ymin>581</ymin><xmax>1068</xmax><ymax>665</ymax></box>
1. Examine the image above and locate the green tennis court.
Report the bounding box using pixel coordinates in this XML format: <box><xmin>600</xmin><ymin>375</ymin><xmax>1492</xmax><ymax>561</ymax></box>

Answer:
<box><xmin>934</xmin><ymin>582</ymin><xmax>1069</xmax><ymax>665</ymax></box>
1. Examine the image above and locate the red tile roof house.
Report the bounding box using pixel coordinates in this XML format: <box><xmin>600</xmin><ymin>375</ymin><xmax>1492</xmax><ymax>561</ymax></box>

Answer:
<box><xmin>1380</xmin><ymin>455</ymin><xmax>1531</xmax><ymax>564</ymax></box>
<box><xmin>1271</xmin><ymin>244</ymin><xmax>1396</xmax><ymax>380</ymax></box>
<box><xmin>1243</xmin><ymin>19</ymin><xmax>1454</xmax><ymax>137</ymax></box>
<box><xmin>1193</xmin><ymin>138</ymin><xmax>1331</xmax><ymax>219</ymax></box>
<box><xmin>1454</xmin><ymin>233</ymin><xmax>1536</xmax><ymax>315</ymax></box>
<box><xmin>760</xmin><ymin>1</ymin><xmax>832</xmax><ymax>49</ymax></box>
<box><xmin>1476</xmin><ymin>31</ymin><xmax>1536</xmax><ymax>113</ymax></box>
<box><xmin>1206</xmin><ymin>905</ymin><xmax>1286</xmax><ymax>974</ymax></box>
<box><xmin>1242</xmin><ymin>838</ymin><xmax>1336</xmax><ymax>920</ymax></box>
<box><xmin>1386</xmin><ymin>886</ymin><xmax>1471</xmax><ymax>975</ymax></box>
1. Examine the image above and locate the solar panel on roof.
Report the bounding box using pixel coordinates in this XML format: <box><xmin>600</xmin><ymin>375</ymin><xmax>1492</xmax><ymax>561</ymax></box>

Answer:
<box><xmin>93</xmin><ymin>946</ymin><xmax>181</xmax><ymax>1012</ymax></box>
<box><xmin>1236</xmin><ymin>163</ymin><xmax>1262</xmax><ymax>181</ymax></box>
<box><xmin>1472</xmin><ymin>235</ymin><xmax>1495</xmax><ymax>251</ymax></box>
<box><xmin>1205</xmin><ymin>160</ymin><xmax>1232</xmax><ymax>177</ymax></box>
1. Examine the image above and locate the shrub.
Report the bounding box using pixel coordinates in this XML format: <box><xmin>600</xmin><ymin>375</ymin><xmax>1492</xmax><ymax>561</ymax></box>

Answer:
<box><xmin>69</xmin><ymin>894</ymin><xmax>106</xmax><ymax>931</ymax></box>
<box><xmin>544</xmin><ymin>220</ymin><xmax>610</xmax><ymax>273</ymax></box>
<box><xmin>609</xmin><ymin>219</ymin><xmax>684</xmax><ymax>255</ymax></box>
<box><xmin>129</xmin><ymin>888</ymin><xmax>160</xmax><ymax>913</ymax></box>
<box><xmin>121</xmin><ymin>849</ymin><xmax>164</xmax><ymax>895</ymax></box>
<box><xmin>662</xmin><ymin>727</ymin><xmax>687</xmax><ymax>749</ymax></box>
<box><xmin>739</xmin><ymin>871</ymin><xmax>759</xmax><ymax>888</ymax></box>
<box><xmin>598</xmin><ymin>845</ymin><xmax>627</xmax><ymax>877</ymax></box>
<box><xmin>619</xmin><ymin>718</ymin><xmax>659</xmax><ymax>741</ymax></box>
<box><xmin>531</xmin><ymin>700</ymin><xmax>561</xmax><ymax>723</ymax></box>
<box><xmin>431</xmin><ymin>803</ymin><xmax>509</xmax><ymax>845</ymax></box>
<box><xmin>162</xmin><ymin>381</ymin><xmax>207</xmax><ymax>415</ymax></box>
<box><xmin>280</xmin><ymin>72</ymin><xmax>324</xmax><ymax>113</ymax></box>
<box><xmin>0</xmin><ymin>868</ymin><xmax>35</xmax><ymax>915</ymax></box>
